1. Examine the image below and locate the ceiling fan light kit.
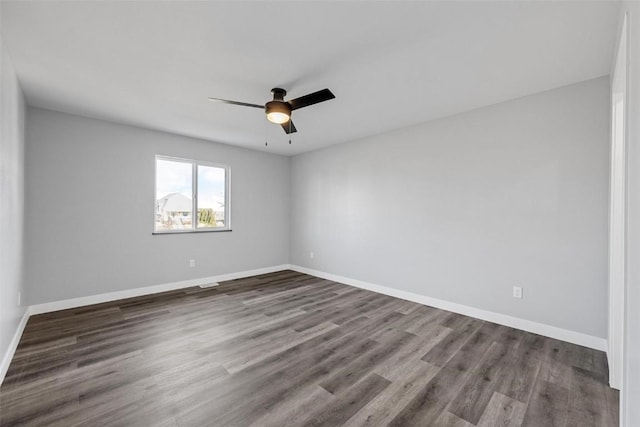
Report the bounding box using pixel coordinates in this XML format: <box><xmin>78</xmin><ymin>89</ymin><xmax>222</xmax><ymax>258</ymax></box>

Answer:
<box><xmin>264</xmin><ymin>97</ymin><xmax>291</xmax><ymax>125</ymax></box>
<box><xmin>266</xmin><ymin>109</ymin><xmax>290</xmax><ymax>124</ymax></box>
<box><xmin>208</xmin><ymin>86</ymin><xmax>335</xmax><ymax>138</ymax></box>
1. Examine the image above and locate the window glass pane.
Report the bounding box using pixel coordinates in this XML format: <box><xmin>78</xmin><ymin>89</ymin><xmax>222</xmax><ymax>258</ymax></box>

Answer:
<box><xmin>155</xmin><ymin>159</ymin><xmax>193</xmax><ymax>231</ymax></box>
<box><xmin>197</xmin><ymin>165</ymin><xmax>226</xmax><ymax>228</ymax></box>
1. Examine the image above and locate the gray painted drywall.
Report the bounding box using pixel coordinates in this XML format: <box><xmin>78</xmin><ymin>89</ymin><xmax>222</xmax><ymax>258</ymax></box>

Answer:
<box><xmin>621</xmin><ymin>3</ymin><xmax>640</xmax><ymax>426</ymax></box>
<box><xmin>0</xmin><ymin>35</ymin><xmax>27</xmax><ymax>369</ymax></box>
<box><xmin>24</xmin><ymin>108</ymin><xmax>290</xmax><ymax>304</ymax></box>
<box><xmin>290</xmin><ymin>76</ymin><xmax>610</xmax><ymax>339</ymax></box>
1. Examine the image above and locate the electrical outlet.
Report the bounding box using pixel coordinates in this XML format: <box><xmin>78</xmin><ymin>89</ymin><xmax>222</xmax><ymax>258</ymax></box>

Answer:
<box><xmin>189</xmin><ymin>259</ymin><xmax>196</xmax><ymax>268</ymax></box>
<box><xmin>309</xmin><ymin>251</ymin><xmax>314</xmax><ymax>259</ymax></box>
<box><xmin>513</xmin><ymin>286</ymin><xmax>523</xmax><ymax>299</ymax></box>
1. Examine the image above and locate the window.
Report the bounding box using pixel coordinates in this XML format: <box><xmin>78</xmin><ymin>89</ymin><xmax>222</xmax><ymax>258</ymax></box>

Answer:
<box><xmin>154</xmin><ymin>155</ymin><xmax>230</xmax><ymax>233</ymax></box>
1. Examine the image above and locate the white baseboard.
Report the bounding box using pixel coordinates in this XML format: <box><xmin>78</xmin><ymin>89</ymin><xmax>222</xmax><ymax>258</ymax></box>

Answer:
<box><xmin>29</xmin><ymin>265</ymin><xmax>290</xmax><ymax>315</ymax></box>
<box><xmin>0</xmin><ymin>308</ymin><xmax>30</xmax><ymax>385</ymax></box>
<box><xmin>288</xmin><ymin>265</ymin><xmax>607</xmax><ymax>352</ymax></box>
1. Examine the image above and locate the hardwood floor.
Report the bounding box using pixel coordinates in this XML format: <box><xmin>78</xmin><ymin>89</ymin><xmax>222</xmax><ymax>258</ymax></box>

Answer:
<box><xmin>0</xmin><ymin>270</ymin><xmax>618</xmax><ymax>426</ymax></box>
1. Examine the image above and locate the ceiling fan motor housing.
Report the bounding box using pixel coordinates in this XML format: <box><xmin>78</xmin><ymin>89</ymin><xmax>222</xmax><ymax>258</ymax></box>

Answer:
<box><xmin>271</xmin><ymin>88</ymin><xmax>287</xmax><ymax>101</ymax></box>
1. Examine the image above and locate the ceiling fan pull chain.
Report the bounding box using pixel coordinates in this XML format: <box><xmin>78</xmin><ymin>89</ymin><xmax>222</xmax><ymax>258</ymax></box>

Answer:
<box><xmin>289</xmin><ymin>120</ymin><xmax>292</xmax><ymax>144</ymax></box>
<box><xmin>264</xmin><ymin>117</ymin><xmax>268</xmax><ymax>146</ymax></box>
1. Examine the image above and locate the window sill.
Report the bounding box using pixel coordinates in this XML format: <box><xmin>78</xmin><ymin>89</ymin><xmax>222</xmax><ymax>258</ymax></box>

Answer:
<box><xmin>152</xmin><ymin>229</ymin><xmax>232</xmax><ymax>235</ymax></box>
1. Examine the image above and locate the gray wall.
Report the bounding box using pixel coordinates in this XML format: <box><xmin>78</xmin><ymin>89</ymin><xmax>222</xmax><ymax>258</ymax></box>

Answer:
<box><xmin>621</xmin><ymin>2</ymin><xmax>640</xmax><ymax>425</ymax></box>
<box><xmin>24</xmin><ymin>108</ymin><xmax>290</xmax><ymax>304</ymax></box>
<box><xmin>0</xmin><ymin>36</ymin><xmax>27</xmax><ymax>371</ymax></box>
<box><xmin>290</xmin><ymin>77</ymin><xmax>610</xmax><ymax>338</ymax></box>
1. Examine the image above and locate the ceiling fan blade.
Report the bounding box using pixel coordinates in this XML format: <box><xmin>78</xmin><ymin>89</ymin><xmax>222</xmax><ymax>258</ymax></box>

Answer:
<box><xmin>281</xmin><ymin>120</ymin><xmax>297</xmax><ymax>134</ymax></box>
<box><xmin>288</xmin><ymin>89</ymin><xmax>335</xmax><ymax>111</ymax></box>
<box><xmin>208</xmin><ymin>97</ymin><xmax>264</xmax><ymax>109</ymax></box>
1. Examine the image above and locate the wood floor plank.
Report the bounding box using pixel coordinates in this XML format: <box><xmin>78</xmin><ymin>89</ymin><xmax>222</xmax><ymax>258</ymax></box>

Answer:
<box><xmin>476</xmin><ymin>392</ymin><xmax>527</xmax><ymax>427</ymax></box>
<box><xmin>521</xmin><ymin>379</ymin><xmax>569</xmax><ymax>427</ymax></box>
<box><xmin>319</xmin><ymin>328</ymin><xmax>416</xmax><ymax>395</ymax></box>
<box><xmin>0</xmin><ymin>270</ymin><xmax>618</xmax><ymax>427</ymax></box>
<box><xmin>249</xmin><ymin>385</ymin><xmax>337</xmax><ymax>427</ymax></box>
<box><xmin>495</xmin><ymin>332</ymin><xmax>544</xmax><ymax>403</ymax></box>
<box><xmin>224</xmin><ymin>321</ymin><xmax>339</xmax><ymax>374</ymax></box>
<box><xmin>420</xmin><ymin>316</ymin><xmax>484</xmax><ymax>367</ymax></box>
<box><xmin>434</xmin><ymin>411</ymin><xmax>475</xmax><ymax>426</ymax></box>
<box><xmin>343</xmin><ymin>361</ymin><xmax>439</xmax><ymax>427</ymax></box>
<box><xmin>372</xmin><ymin>323</ymin><xmax>451</xmax><ymax>381</ymax></box>
<box><xmin>301</xmin><ymin>374</ymin><xmax>391</xmax><ymax>427</ymax></box>
<box><xmin>448</xmin><ymin>342</ymin><xmax>512</xmax><ymax>424</ymax></box>
<box><xmin>565</xmin><ymin>366</ymin><xmax>614</xmax><ymax>427</ymax></box>
<box><xmin>388</xmin><ymin>322</ymin><xmax>499</xmax><ymax>425</ymax></box>
<box><xmin>537</xmin><ymin>337</ymin><xmax>575</xmax><ymax>389</ymax></box>
<box><xmin>605</xmin><ymin>385</ymin><xmax>620</xmax><ymax>427</ymax></box>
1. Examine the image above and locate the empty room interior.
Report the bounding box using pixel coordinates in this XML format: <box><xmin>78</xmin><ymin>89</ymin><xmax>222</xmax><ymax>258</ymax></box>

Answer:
<box><xmin>1</xmin><ymin>1</ymin><xmax>639</xmax><ymax>426</ymax></box>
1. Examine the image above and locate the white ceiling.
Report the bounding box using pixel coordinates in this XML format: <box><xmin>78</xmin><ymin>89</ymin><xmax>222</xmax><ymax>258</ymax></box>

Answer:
<box><xmin>1</xmin><ymin>1</ymin><xmax>620</xmax><ymax>156</ymax></box>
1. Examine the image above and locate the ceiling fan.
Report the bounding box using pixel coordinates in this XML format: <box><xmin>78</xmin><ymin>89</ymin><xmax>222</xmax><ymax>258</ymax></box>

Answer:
<box><xmin>208</xmin><ymin>88</ymin><xmax>335</xmax><ymax>134</ymax></box>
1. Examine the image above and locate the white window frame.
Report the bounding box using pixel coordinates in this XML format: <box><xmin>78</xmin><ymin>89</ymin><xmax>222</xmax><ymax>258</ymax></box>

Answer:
<box><xmin>153</xmin><ymin>155</ymin><xmax>231</xmax><ymax>234</ymax></box>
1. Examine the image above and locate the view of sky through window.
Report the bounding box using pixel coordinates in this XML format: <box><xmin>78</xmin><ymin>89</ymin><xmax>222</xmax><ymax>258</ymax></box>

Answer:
<box><xmin>156</xmin><ymin>159</ymin><xmax>192</xmax><ymax>200</ymax></box>
<box><xmin>197</xmin><ymin>165</ymin><xmax>225</xmax><ymax>210</ymax></box>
